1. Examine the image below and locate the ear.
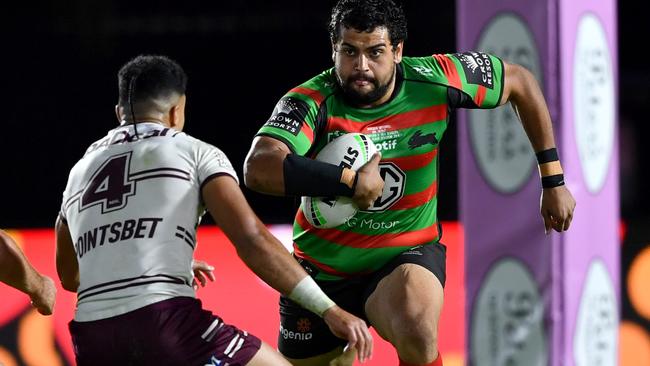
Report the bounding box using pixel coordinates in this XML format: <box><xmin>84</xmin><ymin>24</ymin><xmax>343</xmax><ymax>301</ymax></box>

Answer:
<box><xmin>169</xmin><ymin>95</ymin><xmax>187</xmax><ymax>130</ymax></box>
<box><xmin>115</xmin><ymin>104</ymin><xmax>123</xmax><ymax>123</ymax></box>
<box><xmin>331</xmin><ymin>43</ymin><xmax>337</xmax><ymax>63</ymax></box>
<box><xmin>393</xmin><ymin>41</ymin><xmax>404</xmax><ymax>64</ymax></box>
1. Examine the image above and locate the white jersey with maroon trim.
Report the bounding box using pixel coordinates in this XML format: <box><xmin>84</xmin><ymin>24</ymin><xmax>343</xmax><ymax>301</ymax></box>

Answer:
<box><xmin>60</xmin><ymin>122</ymin><xmax>238</xmax><ymax>322</ymax></box>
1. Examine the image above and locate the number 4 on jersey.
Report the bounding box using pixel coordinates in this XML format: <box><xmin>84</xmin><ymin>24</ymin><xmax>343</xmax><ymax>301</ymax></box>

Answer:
<box><xmin>81</xmin><ymin>152</ymin><xmax>135</xmax><ymax>213</ymax></box>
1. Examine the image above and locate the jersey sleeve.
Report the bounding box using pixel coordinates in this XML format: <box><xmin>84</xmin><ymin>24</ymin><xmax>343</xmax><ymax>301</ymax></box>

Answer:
<box><xmin>405</xmin><ymin>52</ymin><xmax>505</xmax><ymax>109</ymax></box>
<box><xmin>59</xmin><ymin>182</ymin><xmax>71</xmax><ymax>223</ymax></box>
<box><xmin>255</xmin><ymin>78</ymin><xmax>330</xmax><ymax>156</ymax></box>
<box><xmin>59</xmin><ymin>163</ymin><xmax>82</xmax><ymax>224</ymax></box>
<box><xmin>196</xmin><ymin>142</ymin><xmax>239</xmax><ymax>188</ymax></box>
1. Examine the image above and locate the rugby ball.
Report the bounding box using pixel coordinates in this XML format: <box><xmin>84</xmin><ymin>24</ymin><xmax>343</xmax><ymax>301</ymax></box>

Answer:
<box><xmin>301</xmin><ymin>133</ymin><xmax>377</xmax><ymax>228</ymax></box>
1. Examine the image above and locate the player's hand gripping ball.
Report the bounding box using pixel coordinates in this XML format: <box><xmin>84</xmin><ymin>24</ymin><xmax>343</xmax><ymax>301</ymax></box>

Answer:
<box><xmin>301</xmin><ymin>133</ymin><xmax>378</xmax><ymax>228</ymax></box>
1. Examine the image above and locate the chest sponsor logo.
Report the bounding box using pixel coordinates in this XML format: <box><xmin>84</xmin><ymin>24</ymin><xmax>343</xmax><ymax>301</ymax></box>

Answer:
<box><xmin>367</xmin><ymin>125</ymin><xmax>401</xmax><ymax>152</ymax></box>
<box><xmin>454</xmin><ymin>52</ymin><xmax>494</xmax><ymax>89</ymax></box>
<box><xmin>372</xmin><ymin>139</ymin><xmax>396</xmax><ymax>151</ymax></box>
<box><xmin>327</xmin><ymin>126</ymin><xmax>402</xmax><ymax>152</ymax></box>
<box><xmin>346</xmin><ymin>217</ymin><xmax>400</xmax><ymax>230</ymax></box>
<box><xmin>364</xmin><ymin>162</ymin><xmax>406</xmax><ymax>212</ymax></box>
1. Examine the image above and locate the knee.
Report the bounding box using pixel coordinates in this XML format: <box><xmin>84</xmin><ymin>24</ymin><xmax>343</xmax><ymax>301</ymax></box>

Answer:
<box><xmin>392</xmin><ymin>319</ymin><xmax>438</xmax><ymax>363</ymax></box>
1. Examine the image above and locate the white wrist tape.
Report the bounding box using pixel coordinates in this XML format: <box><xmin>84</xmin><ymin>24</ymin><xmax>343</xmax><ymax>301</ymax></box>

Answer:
<box><xmin>288</xmin><ymin>276</ymin><xmax>336</xmax><ymax>317</ymax></box>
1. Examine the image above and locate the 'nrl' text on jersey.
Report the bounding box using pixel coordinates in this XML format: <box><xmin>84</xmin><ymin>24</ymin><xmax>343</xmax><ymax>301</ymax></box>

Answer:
<box><xmin>257</xmin><ymin>53</ymin><xmax>504</xmax><ymax>280</ymax></box>
<box><xmin>60</xmin><ymin>122</ymin><xmax>238</xmax><ymax>321</ymax></box>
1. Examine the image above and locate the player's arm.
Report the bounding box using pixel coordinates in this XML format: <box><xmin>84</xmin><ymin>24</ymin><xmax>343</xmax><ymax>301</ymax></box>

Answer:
<box><xmin>55</xmin><ymin>215</ymin><xmax>79</xmax><ymax>292</ymax></box>
<box><xmin>202</xmin><ymin>175</ymin><xmax>373</xmax><ymax>362</ymax></box>
<box><xmin>500</xmin><ymin>61</ymin><xmax>576</xmax><ymax>233</ymax></box>
<box><xmin>0</xmin><ymin>229</ymin><xmax>56</xmax><ymax>315</ymax></box>
<box><xmin>244</xmin><ymin>135</ymin><xmax>383</xmax><ymax>210</ymax></box>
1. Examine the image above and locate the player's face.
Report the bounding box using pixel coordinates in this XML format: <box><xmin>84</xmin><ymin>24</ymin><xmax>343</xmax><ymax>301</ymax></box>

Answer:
<box><xmin>332</xmin><ymin>25</ymin><xmax>403</xmax><ymax>107</ymax></box>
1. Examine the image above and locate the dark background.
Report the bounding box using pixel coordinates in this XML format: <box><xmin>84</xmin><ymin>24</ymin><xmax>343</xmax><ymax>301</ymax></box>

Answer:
<box><xmin>1</xmin><ymin>1</ymin><xmax>647</xmax><ymax>228</ymax></box>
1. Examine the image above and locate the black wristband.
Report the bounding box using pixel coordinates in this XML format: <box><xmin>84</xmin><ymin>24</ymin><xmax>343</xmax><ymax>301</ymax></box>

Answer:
<box><xmin>541</xmin><ymin>174</ymin><xmax>565</xmax><ymax>189</ymax></box>
<box><xmin>283</xmin><ymin>154</ymin><xmax>355</xmax><ymax>197</ymax></box>
<box><xmin>536</xmin><ymin>148</ymin><xmax>559</xmax><ymax>164</ymax></box>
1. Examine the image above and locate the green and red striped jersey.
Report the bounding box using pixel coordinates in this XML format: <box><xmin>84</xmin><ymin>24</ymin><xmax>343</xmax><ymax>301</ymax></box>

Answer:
<box><xmin>257</xmin><ymin>53</ymin><xmax>504</xmax><ymax>280</ymax></box>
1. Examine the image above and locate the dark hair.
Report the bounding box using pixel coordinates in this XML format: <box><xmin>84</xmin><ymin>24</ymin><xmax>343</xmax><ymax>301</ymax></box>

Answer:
<box><xmin>117</xmin><ymin>55</ymin><xmax>187</xmax><ymax>108</ymax></box>
<box><xmin>328</xmin><ymin>0</ymin><xmax>407</xmax><ymax>47</ymax></box>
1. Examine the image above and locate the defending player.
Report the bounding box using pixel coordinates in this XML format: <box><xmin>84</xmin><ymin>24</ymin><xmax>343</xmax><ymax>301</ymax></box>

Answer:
<box><xmin>243</xmin><ymin>1</ymin><xmax>576</xmax><ymax>365</ymax></box>
<box><xmin>56</xmin><ymin>54</ymin><xmax>372</xmax><ymax>366</ymax></box>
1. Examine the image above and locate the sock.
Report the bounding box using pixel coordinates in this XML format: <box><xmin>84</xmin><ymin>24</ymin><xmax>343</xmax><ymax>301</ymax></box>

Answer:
<box><xmin>398</xmin><ymin>352</ymin><xmax>442</xmax><ymax>366</ymax></box>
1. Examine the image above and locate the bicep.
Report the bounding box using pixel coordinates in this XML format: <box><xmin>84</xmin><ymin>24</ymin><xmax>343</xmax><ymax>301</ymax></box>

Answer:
<box><xmin>499</xmin><ymin>61</ymin><xmax>528</xmax><ymax>106</ymax></box>
<box><xmin>201</xmin><ymin>175</ymin><xmax>264</xmax><ymax>246</ymax></box>
<box><xmin>55</xmin><ymin>215</ymin><xmax>79</xmax><ymax>291</ymax></box>
<box><xmin>244</xmin><ymin>136</ymin><xmax>293</xmax><ymax>194</ymax></box>
<box><xmin>246</xmin><ymin>136</ymin><xmax>292</xmax><ymax>167</ymax></box>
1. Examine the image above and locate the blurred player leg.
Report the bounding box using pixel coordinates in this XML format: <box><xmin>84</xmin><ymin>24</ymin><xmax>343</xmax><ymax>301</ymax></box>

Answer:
<box><xmin>328</xmin><ymin>344</ymin><xmax>356</xmax><ymax>366</ymax></box>
<box><xmin>246</xmin><ymin>342</ymin><xmax>293</xmax><ymax>366</ymax></box>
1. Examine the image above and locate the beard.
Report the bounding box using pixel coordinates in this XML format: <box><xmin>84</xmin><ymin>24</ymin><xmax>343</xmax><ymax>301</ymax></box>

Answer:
<box><xmin>338</xmin><ymin>67</ymin><xmax>395</xmax><ymax>107</ymax></box>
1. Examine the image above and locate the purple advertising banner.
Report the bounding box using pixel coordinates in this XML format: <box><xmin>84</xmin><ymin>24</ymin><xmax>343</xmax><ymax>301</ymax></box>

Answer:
<box><xmin>457</xmin><ymin>0</ymin><xmax>618</xmax><ymax>365</ymax></box>
<box><xmin>559</xmin><ymin>1</ymin><xmax>619</xmax><ymax>365</ymax></box>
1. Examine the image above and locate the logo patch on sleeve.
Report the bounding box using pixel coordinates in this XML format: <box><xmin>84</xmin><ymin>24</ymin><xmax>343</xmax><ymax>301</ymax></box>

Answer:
<box><xmin>264</xmin><ymin>97</ymin><xmax>310</xmax><ymax>136</ymax></box>
<box><xmin>454</xmin><ymin>52</ymin><xmax>494</xmax><ymax>89</ymax></box>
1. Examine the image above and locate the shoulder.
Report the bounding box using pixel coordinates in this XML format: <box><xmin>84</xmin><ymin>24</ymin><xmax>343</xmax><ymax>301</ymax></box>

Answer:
<box><xmin>181</xmin><ymin>133</ymin><xmax>233</xmax><ymax>166</ymax></box>
<box><xmin>400</xmin><ymin>56</ymin><xmax>448</xmax><ymax>82</ymax></box>
<box><xmin>265</xmin><ymin>69</ymin><xmax>337</xmax><ymax>129</ymax></box>
<box><xmin>280</xmin><ymin>69</ymin><xmax>338</xmax><ymax>108</ymax></box>
<box><xmin>402</xmin><ymin>53</ymin><xmax>503</xmax><ymax>85</ymax></box>
<box><xmin>177</xmin><ymin>132</ymin><xmax>225</xmax><ymax>155</ymax></box>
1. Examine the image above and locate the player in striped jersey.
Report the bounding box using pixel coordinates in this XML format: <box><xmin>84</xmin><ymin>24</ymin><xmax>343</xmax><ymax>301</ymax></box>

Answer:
<box><xmin>56</xmin><ymin>55</ymin><xmax>372</xmax><ymax>366</ymax></box>
<box><xmin>244</xmin><ymin>1</ymin><xmax>576</xmax><ymax>365</ymax></box>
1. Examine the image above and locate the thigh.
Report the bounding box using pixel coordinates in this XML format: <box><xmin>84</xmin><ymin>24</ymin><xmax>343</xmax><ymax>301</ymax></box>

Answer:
<box><xmin>245</xmin><ymin>342</ymin><xmax>292</xmax><ymax>366</ymax></box>
<box><xmin>364</xmin><ymin>243</ymin><xmax>446</xmax><ymax>342</ymax></box>
<box><xmin>285</xmin><ymin>346</ymin><xmax>347</xmax><ymax>366</ymax></box>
